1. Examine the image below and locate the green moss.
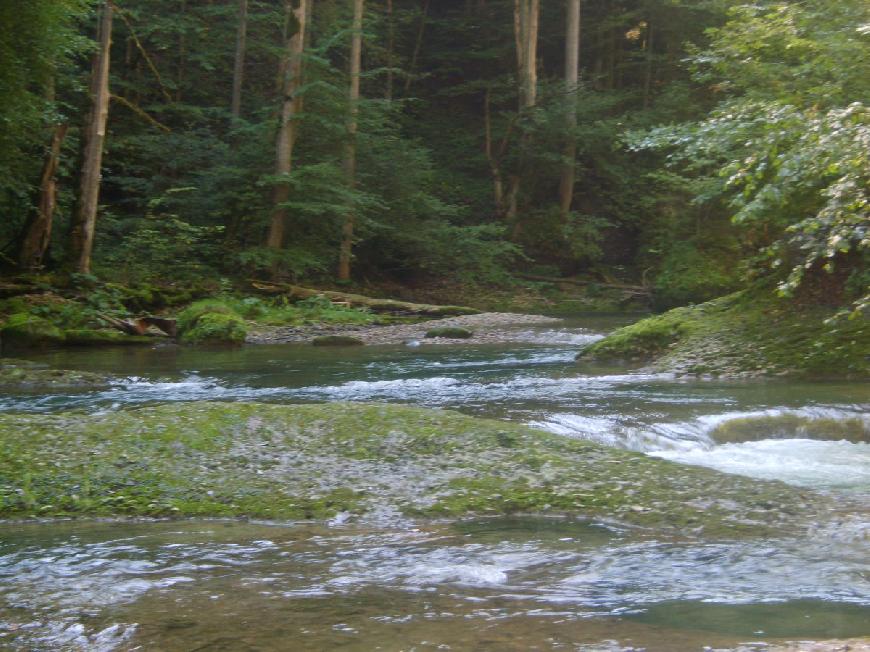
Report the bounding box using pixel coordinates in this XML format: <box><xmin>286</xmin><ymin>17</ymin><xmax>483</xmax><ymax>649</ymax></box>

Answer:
<box><xmin>578</xmin><ymin>291</ymin><xmax>870</xmax><ymax>378</ymax></box>
<box><xmin>1</xmin><ymin>313</ymin><xmax>65</xmax><ymax>349</ymax></box>
<box><xmin>63</xmin><ymin>329</ymin><xmax>155</xmax><ymax>346</ymax></box>
<box><xmin>425</xmin><ymin>327</ymin><xmax>474</xmax><ymax>339</ymax></box>
<box><xmin>311</xmin><ymin>335</ymin><xmax>364</xmax><ymax>346</ymax></box>
<box><xmin>0</xmin><ymin>402</ymin><xmax>828</xmax><ymax>536</ymax></box>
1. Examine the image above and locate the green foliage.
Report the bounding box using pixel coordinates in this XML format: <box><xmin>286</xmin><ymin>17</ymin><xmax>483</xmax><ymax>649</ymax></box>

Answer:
<box><xmin>634</xmin><ymin>0</ymin><xmax>870</xmax><ymax>310</ymax></box>
<box><xmin>179</xmin><ymin>310</ymin><xmax>247</xmax><ymax>346</ymax></box>
<box><xmin>653</xmin><ymin>242</ymin><xmax>740</xmax><ymax>310</ymax></box>
<box><xmin>0</xmin><ymin>313</ymin><xmax>66</xmax><ymax>348</ymax></box>
<box><xmin>0</xmin><ymin>0</ymin><xmax>91</xmax><ymax>194</ymax></box>
<box><xmin>96</xmin><ymin>190</ymin><xmax>224</xmax><ymax>283</ymax></box>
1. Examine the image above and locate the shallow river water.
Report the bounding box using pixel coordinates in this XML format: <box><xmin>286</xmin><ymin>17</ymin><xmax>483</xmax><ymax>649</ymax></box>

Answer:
<box><xmin>1</xmin><ymin>316</ymin><xmax>868</xmax><ymax>650</ymax></box>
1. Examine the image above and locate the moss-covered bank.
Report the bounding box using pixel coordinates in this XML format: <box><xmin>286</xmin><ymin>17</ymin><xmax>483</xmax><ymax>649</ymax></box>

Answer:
<box><xmin>578</xmin><ymin>291</ymin><xmax>869</xmax><ymax>377</ymax></box>
<box><xmin>0</xmin><ymin>402</ymin><xmax>828</xmax><ymax>536</ymax></box>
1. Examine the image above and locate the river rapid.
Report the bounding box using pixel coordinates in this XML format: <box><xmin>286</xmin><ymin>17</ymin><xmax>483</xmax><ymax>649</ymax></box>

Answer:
<box><xmin>1</xmin><ymin>316</ymin><xmax>868</xmax><ymax>650</ymax></box>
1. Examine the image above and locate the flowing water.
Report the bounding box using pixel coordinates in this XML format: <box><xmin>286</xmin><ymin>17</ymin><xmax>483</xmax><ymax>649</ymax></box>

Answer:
<box><xmin>1</xmin><ymin>316</ymin><xmax>868</xmax><ymax>650</ymax></box>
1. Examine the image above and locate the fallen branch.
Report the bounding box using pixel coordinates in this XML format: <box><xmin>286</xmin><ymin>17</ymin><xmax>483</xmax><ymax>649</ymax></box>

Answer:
<box><xmin>517</xmin><ymin>273</ymin><xmax>650</xmax><ymax>294</ymax></box>
<box><xmin>250</xmin><ymin>280</ymin><xmax>480</xmax><ymax>316</ymax></box>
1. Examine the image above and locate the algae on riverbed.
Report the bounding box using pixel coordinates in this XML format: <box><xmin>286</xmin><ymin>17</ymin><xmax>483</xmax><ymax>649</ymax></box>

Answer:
<box><xmin>0</xmin><ymin>402</ymin><xmax>827</xmax><ymax>536</ymax></box>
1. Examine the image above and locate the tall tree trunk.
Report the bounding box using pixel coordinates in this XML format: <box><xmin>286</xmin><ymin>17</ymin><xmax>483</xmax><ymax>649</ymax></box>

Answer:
<box><xmin>558</xmin><ymin>0</ymin><xmax>581</xmax><ymax>226</ymax></box>
<box><xmin>231</xmin><ymin>0</ymin><xmax>249</xmax><ymax>117</ymax></box>
<box><xmin>20</xmin><ymin>124</ymin><xmax>68</xmax><ymax>270</ymax></box>
<box><xmin>403</xmin><ymin>0</ymin><xmax>429</xmax><ymax>95</ymax></box>
<box><xmin>338</xmin><ymin>0</ymin><xmax>364</xmax><ymax>281</ymax></box>
<box><xmin>70</xmin><ymin>1</ymin><xmax>113</xmax><ymax>275</ymax></box>
<box><xmin>507</xmin><ymin>0</ymin><xmax>539</xmax><ymax>228</ymax></box>
<box><xmin>267</xmin><ymin>0</ymin><xmax>309</xmax><ymax>258</ymax></box>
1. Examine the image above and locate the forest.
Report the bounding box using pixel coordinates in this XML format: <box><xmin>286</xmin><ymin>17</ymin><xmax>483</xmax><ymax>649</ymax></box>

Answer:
<box><xmin>1</xmin><ymin>0</ymin><xmax>866</xmax><ymax>317</ymax></box>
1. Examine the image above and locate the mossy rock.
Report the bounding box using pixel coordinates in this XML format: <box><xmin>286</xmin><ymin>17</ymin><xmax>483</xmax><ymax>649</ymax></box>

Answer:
<box><xmin>180</xmin><ymin>312</ymin><xmax>247</xmax><ymax>345</ymax></box>
<box><xmin>578</xmin><ymin>290</ymin><xmax>870</xmax><ymax>378</ymax></box>
<box><xmin>312</xmin><ymin>335</ymin><xmax>365</xmax><ymax>346</ymax></box>
<box><xmin>64</xmin><ymin>329</ymin><xmax>155</xmax><ymax>346</ymax></box>
<box><xmin>425</xmin><ymin>327</ymin><xmax>474</xmax><ymax>339</ymax></box>
<box><xmin>177</xmin><ymin>300</ymin><xmax>247</xmax><ymax>345</ymax></box>
<box><xmin>0</xmin><ymin>401</ymin><xmax>830</xmax><ymax>535</ymax></box>
<box><xmin>578</xmin><ymin>309</ymin><xmax>689</xmax><ymax>362</ymax></box>
<box><xmin>0</xmin><ymin>313</ymin><xmax>65</xmax><ymax>349</ymax></box>
<box><xmin>710</xmin><ymin>414</ymin><xmax>870</xmax><ymax>444</ymax></box>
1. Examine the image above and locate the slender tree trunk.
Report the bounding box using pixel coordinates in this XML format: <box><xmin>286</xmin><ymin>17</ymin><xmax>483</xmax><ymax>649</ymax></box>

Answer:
<box><xmin>338</xmin><ymin>0</ymin><xmax>364</xmax><ymax>281</ymax></box>
<box><xmin>403</xmin><ymin>0</ymin><xmax>429</xmax><ymax>95</ymax></box>
<box><xmin>267</xmin><ymin>0</ymin><xmax>309</xmax><ymax>257</ymax></box>
<box><xmin>231</xmin><ymin>0</ymin><xmax>249</xmax><ymax>117</ymax></box>
<box><xmin>70</xmin><ymin>1</ymin><xmax>113</xmax><ymax>275</ymax></box>
<box><xmin>559</xmin><ymin>0</ymin><xmax>581</xmax><ymax>225</ymax></box>
<box><xmin>385</xmin><ymin>0</ymin><xmax>394</xmax><ymax>100</ymax></box>
<box><xmin>177</xmin><ymin>0</ymin><xmax>187</xmax><ymax>101</ymax></box>
<box><xmin>483</xmin><ymin>88</ymin><xmax>504</xmax><ymax>214</ymax></box>
<box><xmin>20</xmin><ymin>124</ymin><xmax>69</xmax><ymax>270</ymax></box>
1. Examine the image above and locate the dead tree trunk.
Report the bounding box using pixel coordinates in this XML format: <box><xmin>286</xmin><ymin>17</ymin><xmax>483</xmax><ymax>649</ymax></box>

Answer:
<box><xmin>70</xmin><ymin>1</ymin><xmax>113</xmax><ymax>275</ymax></box>
<box><xmin>337</xmin><ymin>0</ymin><xmax>364</xmax><ymax>281</ymax></box>
<box><xmin>20</xmin><ymin>124</ymin><xmax>69</xmax><ymax>270</ymax></box>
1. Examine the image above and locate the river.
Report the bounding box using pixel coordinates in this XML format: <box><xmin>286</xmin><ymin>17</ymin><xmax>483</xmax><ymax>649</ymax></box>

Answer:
<box><xmin>1</xmin><ymin>316</ymin><xmax>868</xmax><ymax>650</ymax></box>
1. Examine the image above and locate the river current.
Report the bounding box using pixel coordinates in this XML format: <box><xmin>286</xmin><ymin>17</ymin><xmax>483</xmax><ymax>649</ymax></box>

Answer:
<box><xmin>1</xmin><ymin>316</ymin><xmax>868</xmax><ymax>650</ymax></box>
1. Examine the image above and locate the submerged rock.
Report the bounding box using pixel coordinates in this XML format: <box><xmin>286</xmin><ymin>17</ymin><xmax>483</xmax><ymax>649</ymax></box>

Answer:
<box><xmin>0</xmin><ymin>358</ymin><xmax>114</xmax><ymax>391</ymax></box>
<box><xmin>0</xmin><ymin>401</ymin><xmax>831</xmax><ymax>536</ymax></box>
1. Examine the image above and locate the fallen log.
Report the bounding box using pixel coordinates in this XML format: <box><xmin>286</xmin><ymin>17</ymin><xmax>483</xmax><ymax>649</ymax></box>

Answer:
<box><xmin>250</xmin><ymin>280</ymin><xmax>480</xmax><ymax>316</ymax></box>
<box><xmin>99</xmin><ymin>314</ymin><xmax>177</xmax><ymax>337</ymax></box>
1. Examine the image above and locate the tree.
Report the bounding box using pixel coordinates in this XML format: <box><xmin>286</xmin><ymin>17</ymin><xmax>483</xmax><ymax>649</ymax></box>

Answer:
<box><xmin>267</xmin><ymin>0</ymin><xmax>309</xmax><ymax>258</ymax></box>
<box><xmin>559</xmin><ymin>0</ymin><xmax>581</xmax><ymax>225</ymax></box>
<box><xmin>70</xmin><ymin>0</ymin><xmax>113</xmax><ymax>275</ymax></box>
<box><xmin>337</xmin><ymin>0</ymin><xmax>365</xmax><ymax>281</ymax></box>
